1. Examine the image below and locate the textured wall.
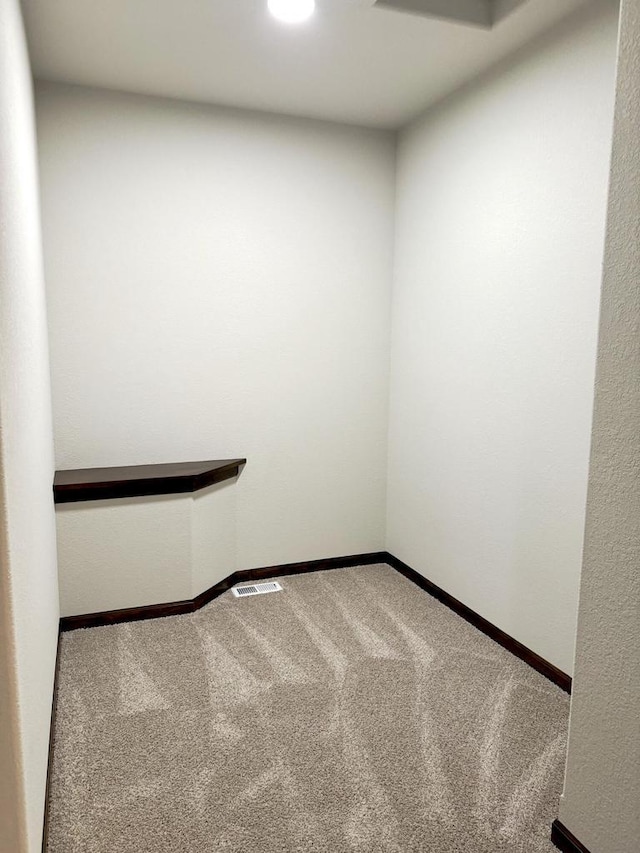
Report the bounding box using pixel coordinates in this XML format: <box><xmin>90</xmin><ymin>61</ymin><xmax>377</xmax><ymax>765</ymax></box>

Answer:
<box><xmin>56</xmin><ymin>479</ymin><xmax>238</xmax><ymax>617</ymax></box>
<box><xmin>386</xmin><ymin>0</ymin><xmax>619</xmax><ymax>675</ymax></box>
<box><xmin>558</xmin><ymin>1</ymin><xmax>640</xmax><ymax>850</ymax></box>
<box><xmin>0</xmin><ymin>1</ymin><xmax>60</xmax><ymax>850</ymax></box>
<box><xmin>36</xmin><ymin>85</ymin><xmax>395</xmax><ymax>577</ymax></box>
<box><xmin>56</xmin><ymin>496</ymin><xmax>192</xmax><ymax>616</ymax></box>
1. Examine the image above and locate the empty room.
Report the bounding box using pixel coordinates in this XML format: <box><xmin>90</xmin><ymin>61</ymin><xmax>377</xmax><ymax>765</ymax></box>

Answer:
<box><xmin>1</xmin><ymin>1</ymin><xmax>638</xmax><ymax>852</ymax></box>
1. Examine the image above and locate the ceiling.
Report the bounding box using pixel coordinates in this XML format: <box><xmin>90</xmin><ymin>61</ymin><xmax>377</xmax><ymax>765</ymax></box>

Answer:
<box><xmin>23</xmin><ymin>0</ymin><xmax>591</xmax><ymax>128</ymax></box>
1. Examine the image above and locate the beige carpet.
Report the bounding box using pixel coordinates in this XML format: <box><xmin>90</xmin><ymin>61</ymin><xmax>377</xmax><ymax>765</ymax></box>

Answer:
<box><xmin>47</xmin><ymin>564</ymin><xmax>568</xmax><ymax>852</ymax></box>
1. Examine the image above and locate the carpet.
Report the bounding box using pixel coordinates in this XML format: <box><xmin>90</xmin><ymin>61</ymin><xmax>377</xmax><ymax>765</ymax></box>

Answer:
<box><xmin>46</xmin><ymin>564</ymin><xmax>568</xmax><ymax>852</ymax></box>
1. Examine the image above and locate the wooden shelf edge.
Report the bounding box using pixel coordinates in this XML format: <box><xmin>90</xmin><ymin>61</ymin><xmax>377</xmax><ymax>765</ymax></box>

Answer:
<box><xmin>53</xmin><ymin>458</ymin><xmax>246</xmax><ymax>504</ymax></box>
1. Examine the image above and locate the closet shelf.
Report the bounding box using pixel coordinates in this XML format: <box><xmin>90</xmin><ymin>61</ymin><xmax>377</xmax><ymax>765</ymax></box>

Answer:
<box><xmin>54</xmin><ymin>459</ymin><xmax>246</xmax><ymax>504</ymax></box>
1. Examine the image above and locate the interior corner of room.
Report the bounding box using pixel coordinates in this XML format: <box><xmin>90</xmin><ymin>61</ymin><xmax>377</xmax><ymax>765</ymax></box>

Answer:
<box><xmin>1</xmin><ymin>0</ymin><xmax>638</xmax><ymax>852</ymax></box>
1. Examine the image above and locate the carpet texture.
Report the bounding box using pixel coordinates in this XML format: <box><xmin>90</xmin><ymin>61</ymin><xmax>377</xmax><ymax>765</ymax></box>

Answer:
<box><xmin>47</xmin><ymin>564</ymin><xmax>568</xmax><ymax>852</ymax></box>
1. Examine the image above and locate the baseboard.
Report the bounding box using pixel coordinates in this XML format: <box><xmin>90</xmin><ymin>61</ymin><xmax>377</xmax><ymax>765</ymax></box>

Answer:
<box><xmin>551</xmin><ymin>820</ymin><xmax>592</xmax><ymax>853</ymax></box>
<box><xmin>49</xmin><ymin>548</ymin><xmax>571</xmax><ymax>849</ymax></box>
<box><xmin>58</xmin><ymin>548</ymin><xmax>570</xmax><ymax>693</ymax></box>
<box><xmin>42</xmin><ymin>632</ymin><xmax>62</xmax><ymax>852</ymax></box>
<box><xmin>385</xmin><ymin>553</ymin><xmax>572</xmax><ymax>693</ymax></box>
<box><xmin>59</xmin><ymin>551</ymin><xmax>388</xmax><ymax>631</ymax></box>
<box><xmin>59</xmin><ymin>597</ymin><xmax>197</xmax><ymax>631</ymax></box>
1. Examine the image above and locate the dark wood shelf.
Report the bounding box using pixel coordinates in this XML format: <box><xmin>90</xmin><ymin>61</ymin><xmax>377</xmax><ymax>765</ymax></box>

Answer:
<box><xmin>54</xmin><ymin>459</ymin><xmax>246</xmax><ymax>504</ymax></box>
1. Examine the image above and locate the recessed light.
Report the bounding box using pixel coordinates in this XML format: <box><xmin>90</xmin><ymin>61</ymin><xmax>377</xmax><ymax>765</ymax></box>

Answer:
<box><xmin>268</xmin><ymin>0</ymin><xmax>316</xmax><ymax>24</ymax></box>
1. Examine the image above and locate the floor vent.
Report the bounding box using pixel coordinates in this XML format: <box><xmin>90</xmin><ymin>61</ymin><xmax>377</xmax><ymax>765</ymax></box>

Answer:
<box><xmin>232</xmin><ymin>581</ymin><xmax>283</xmax><ymax>598</ymax></box>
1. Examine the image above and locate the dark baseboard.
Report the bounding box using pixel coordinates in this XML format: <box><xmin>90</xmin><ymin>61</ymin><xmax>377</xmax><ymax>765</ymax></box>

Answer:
<box><xmin>385</xmin><ymin>552</ymin><xmax>572</xmax><ymax>693</ymax></box>
<box><xmin>58</xmin><ymin>549</ymin><xmax>570</xmax><ymax>692</ymax></box>
<box><xmin>59</xmin><ymin>551</ymin><xmax>388</xmax><ymax>632</ymax></box>
<box><xmin>551</xmin><ymin>820</ymin><xmax>592</xmax><ymax>853</ymax></box>
<box><xmin>59</xmin><ymin>597</ymin><xmax>197</xmax><ymax>631</ymax></box>
<box><xmin>49</xmin><ymin>548</ymin><xmax>572</xmax><ymax>849</ymax></box>
<box><xmin>42</xmin><ymin>632</ymin><xmax>62</xmax><ymax>852</ymax></box>
<box><xmin>194</xmin><ymin>551</ymin><xmax>388</xmax><ymax>608</ymax></box>
<box><xmin>58</xmin><ymin>548</ymin><xmax>570</xmax><ymax>693</ymax></box>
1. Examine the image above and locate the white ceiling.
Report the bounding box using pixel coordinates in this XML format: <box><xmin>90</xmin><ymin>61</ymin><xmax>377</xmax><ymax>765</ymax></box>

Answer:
<box><xmin>23</xmin><ymin>0</ymin><xmax>590</xmax><ymax>128</ymax></box>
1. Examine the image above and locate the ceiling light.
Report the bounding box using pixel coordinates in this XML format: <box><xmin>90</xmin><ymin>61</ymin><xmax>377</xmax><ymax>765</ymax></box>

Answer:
<box><xmin>268</xmin><ymin>0</ymin><xmax>316</xmax><ymax>24</ymax></box>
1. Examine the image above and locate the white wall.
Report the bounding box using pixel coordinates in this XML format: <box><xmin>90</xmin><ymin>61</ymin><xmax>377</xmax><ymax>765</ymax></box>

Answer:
<box><xmin>56</xmin><ymin>478</ymin><xmax>239</xmax><ymax>617</ymax></box>
<box><xmin>55</xmin><ymin>495</ymin><xmax>192</xmax><ymax>615</ymax></box>
<box><xmin>36</xmin><ymin>85</ymin><xmax>395</xmax><ymax>581</ymax></box>
<box><xmin>559</xmin><ymin>1</ymin><xmax>640</xmax><ymax>850</ymax></box>
<box><xmin>0</xmin><ymin>2</ymin><xmax>60</xmax><ymax>851</ymax></box>
<box><xmin>387</xmin><ymin>0</ymin><xmax>618</xmax><ymax>675</ymax></box>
